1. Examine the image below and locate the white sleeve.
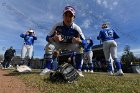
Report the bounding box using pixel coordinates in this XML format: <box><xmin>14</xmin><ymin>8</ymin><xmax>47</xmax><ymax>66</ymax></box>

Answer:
<box><xmin>73</xmin><ymin>23</ymin><xmax>85</xmax><ymax>40</ymax></box>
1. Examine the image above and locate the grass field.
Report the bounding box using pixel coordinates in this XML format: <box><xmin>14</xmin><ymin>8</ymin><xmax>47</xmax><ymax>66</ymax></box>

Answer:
<box><xmin>8</xmin><ymin>70</ymin><xmax>140</xmax><ymax>93</ymax></box>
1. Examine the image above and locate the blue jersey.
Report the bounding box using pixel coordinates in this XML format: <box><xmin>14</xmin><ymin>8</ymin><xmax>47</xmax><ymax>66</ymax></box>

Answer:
<box><xmin>20</xmin><ymin>34</ymin><xmax>37</xmax><ymax>45</ymax></box>
<box><xmin>46</xmin><ymin>22</ymin><xmax>85</xmax><ymax>43</ymax></box>
<box><xmin>82</xmin><ymin>39</ymin><xmax>93</xmax><ymax>52</ymax></box>
<box><xmin>97</xmin><ymin>28</ymin><xmax>119</xmax><ymax>42</ymax></box>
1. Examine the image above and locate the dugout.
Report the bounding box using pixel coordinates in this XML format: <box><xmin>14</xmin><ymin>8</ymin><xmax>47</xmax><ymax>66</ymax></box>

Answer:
<box><xmin>92</xmin><ymin>44</ymin><xmax>107</xmax><ymax>71</ymax></box>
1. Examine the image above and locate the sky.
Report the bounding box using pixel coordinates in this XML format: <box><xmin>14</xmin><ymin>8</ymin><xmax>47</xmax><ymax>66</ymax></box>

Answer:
<box><xmin>0</xmin><ymin>0</ymin><xmax>140</xmax><ymax>58</ymax></box>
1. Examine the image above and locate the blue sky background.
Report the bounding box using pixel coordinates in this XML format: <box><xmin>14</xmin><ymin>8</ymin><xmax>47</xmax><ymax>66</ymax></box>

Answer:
<box><xmin>0</xmin><ymin>0</ymin><xmax>140</xmax><ymax>58</ymax></box>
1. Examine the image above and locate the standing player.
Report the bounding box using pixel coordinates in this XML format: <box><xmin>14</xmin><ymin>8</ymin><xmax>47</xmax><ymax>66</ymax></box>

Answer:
<box><xmin>17</xmin><ymin>29</ymin><xmax>37</xmax><ymax>72</ymax></box>
<box><xmin>40</xmin><ymin>6</ymin><xmax>85</xmax><ymax>77</ymax></box>
<box><xmin>82</xmin><ymin>38</ymin><xmax>94</xmax><ymax>73</ymax></box>
<box><xmin>2</xmin><ymin>46</ymin><xmax>16</xmax><ymax>69</ymax></box>
<box><xmin>97</xmin><ymin>23</ymin><xmax>124</xmax><ymax>75</ymax></box>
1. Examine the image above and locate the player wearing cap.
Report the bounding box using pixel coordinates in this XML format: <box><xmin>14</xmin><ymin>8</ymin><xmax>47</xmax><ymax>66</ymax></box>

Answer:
<box><xmin>40</xmin><ymin>6</ymin><xmax>85</xmax><ymax>77</ymax></box>
<box><xmin>97</xmin><ymin>23</ymin><xmax>124</xmax><ymax>76</ymax></box>
<box><xmin>18</xmin><ymin>29</ymin><xmax>37</xmax><ymax>72</ymax></box>
<box><xmin>82</xmin><ymin>38</ymin><xmax>94</xmax><ymax>73</ymax></box>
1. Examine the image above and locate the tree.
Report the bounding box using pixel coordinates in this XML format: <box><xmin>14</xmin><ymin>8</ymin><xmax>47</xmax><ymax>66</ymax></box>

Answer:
<box><xmin>121</xmin><ymin>45</ymin><xmax>136</xmax><ymax>72</ymax></box>
<box><xmin>121</xmin><ymin>45</ymin><xmax>135</xmax><ymax>64</ymax></box>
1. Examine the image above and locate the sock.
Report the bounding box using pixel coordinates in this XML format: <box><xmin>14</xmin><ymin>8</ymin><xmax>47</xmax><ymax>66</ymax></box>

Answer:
<box><xmin>27</xmin><ymin>59</ymin><xmax>32</xmax><ymax>67</ymax></box>
<box><xmin>75</xmin><ymin>54</ymin><xmax>83</xmax><ymax>70</ymax></box>
<box><xmin>89</xmin><ymin>63</ymin><xmax>94</xmax><ymax>71</ymax></box>
<box><xmin>107</xmin><ymin>61</ymin><xmax>112</xmax><ymax>72</ymax></box>
<box><xmin>114</xmin><ymin>58</ymin><xmax>122</xmax><ymax>70</ymax></box>
<box><xmin>44</xmin><ymin>53</ymin><xmax>53</xmax><ymax>69</ymax></box>
<box><xmin>83</xmin><ymin>63</ymin><xmax>88</xmax><ymax>71</ymax></box>
<box><xmin>52</xmin><ymin>56</ymin><xmax>58</xmax><ymax>70</ymax></box>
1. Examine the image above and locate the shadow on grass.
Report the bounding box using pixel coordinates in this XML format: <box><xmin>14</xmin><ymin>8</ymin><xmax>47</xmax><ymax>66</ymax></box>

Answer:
<box><xmin>3</xmin><ymin>70</ymin><xmax>41</xmax><ymax>76</ymax></box>
<box><xmin>43</xmin><ymin>75</ymin><xmax>78</xmax><ymax>84</ymax></box>
<box><xmin>44</xmin><ymin>77</ymin><xmax>70</xmax><ymax>84</ymax></box>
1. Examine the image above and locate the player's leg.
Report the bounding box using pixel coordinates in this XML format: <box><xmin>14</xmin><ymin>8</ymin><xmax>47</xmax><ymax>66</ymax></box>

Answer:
<box><xmin>5</xmin><ymin>56</ymin><xmax>12</xmax><ymax>68</ymax></box>
<box><xmin>110</xmin><ymin>57</ymin><xmax>114</xmax><ymax>73</ymax></box>
<box><xmin>103</xmin><ymin>41</ymin><xmax>113</xmax><ymax>74</ymax></box>
<box><xmin>68</xmin><ymin>44</ymin><xmax>84</xmax><ymax>77</ymax></box>
<box><xmin>87</xmin><ymin>51</ymin><xmax>94</xmax><ymax>73</ymax></box>
<box><xmin>20</xmin><ymin>45</ymin><xmax>27</xmax><ymax>65</ymax></box>
<box><xmin>110</xmin><ymin>41</ymin><xmax>123</xmax><ymax>75</ymax></box>
<box><xmin>83</xmin><ymin>53</ymin><xmax>88</xmax><ymax>72</ymax></box>
<box><xmin>17</xmin><ymin>45</ymin><xmax>32</xmax><ymax>72</ymax></box>
<box><xmin>40</xmin><ymin>43</ymin><xmax>55</xmax><ymax>75</ymax></box>
<box><xmin>2</xmin><ymin>57</ymin><xmax>7</xmax><ymax>68</ymax></box>
<box><xmin>52</xmin><ymin>51</ymin><xmax>59</xmax><ymax>71</ymax></box>
<box><xmin>27</xmin><ymin>45</ymin><xmax>33</xmax><ymax>67</ymax></box>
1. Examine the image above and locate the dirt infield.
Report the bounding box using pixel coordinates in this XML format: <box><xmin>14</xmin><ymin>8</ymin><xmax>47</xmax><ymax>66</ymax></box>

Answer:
<box><xmin>0</xmin><ymin>69</ymin><xmax>39</xmax><ymax>93</ymax></box>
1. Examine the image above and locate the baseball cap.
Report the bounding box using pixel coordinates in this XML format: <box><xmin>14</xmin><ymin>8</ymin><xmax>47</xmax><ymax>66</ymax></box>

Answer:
<box><xmin>28</xmin><ymin>29</ymin><xmax>34</xmax><ymax>33</ymax></box>
<box><xmin>63</xmin><ymin>6</ymin><xmax>75</xmax><ymax>16</ymax></box>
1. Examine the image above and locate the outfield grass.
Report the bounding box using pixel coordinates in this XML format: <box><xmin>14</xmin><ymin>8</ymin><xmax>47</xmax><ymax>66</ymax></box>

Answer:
<box><xmin>10</xmin><ymin>70</ymin><xmax>140</xmax><ymax>93</ymax></box>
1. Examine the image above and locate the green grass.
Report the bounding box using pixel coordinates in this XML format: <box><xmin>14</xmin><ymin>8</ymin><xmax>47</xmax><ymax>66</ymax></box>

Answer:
<box><xmin>9</xmin><ymin>70</ymin><xmax>140</xmax><ymax>93</ymax></box>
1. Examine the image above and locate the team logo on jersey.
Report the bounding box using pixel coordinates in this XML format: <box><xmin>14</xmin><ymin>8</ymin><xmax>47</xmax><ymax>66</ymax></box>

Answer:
<box><xmin>61</xmin><ymin>35</ymin><xmax>73</xmax><ymax>43</ymax></box>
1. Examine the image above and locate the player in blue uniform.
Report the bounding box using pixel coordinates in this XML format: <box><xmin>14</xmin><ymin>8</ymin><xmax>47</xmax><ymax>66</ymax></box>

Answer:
<box><xmin>40</xmin><ymin>6</ymin><xmax>85</xmax><ymax>77</ymax></box>
<box><xmin>82</xmin><ymin>38</ymin><xmax>94</xmax><ymax>73</ymax></box>
<box><xmin>17</xmin><ymin>29</ymin><xmax>37</xmax><ymax>72</ymax></box>
<box><xmin>97</xmin><ymin>23</ymin><xmax>124</xmax><ymax>75</ymax></box>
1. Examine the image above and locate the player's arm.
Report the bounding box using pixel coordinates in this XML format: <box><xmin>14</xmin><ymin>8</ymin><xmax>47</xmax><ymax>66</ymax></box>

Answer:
<box><xmin>97</xmin><ymin>31</ymin><xmax>102</xmax><ymax>40</ymax></box>
<box><xmin>112</xmin><ymin>29</ymin><xmax>119</xmax><ymax>39</ymax></box>
<box><xmin>20</xmin><ymin>33</ymin><xmax>26</xmax><ymax>38</ymax></box>
<box><xmin>32</xmin><ymin>32</ymin><xmax>37</xmax><ymax>40</ymax></box>
<box><xmin>20</xmin><ymin>31</ymin><xmax>29</xmax><ymax>38</ymax></box>
<box><xmin>46</xmin><ymin>24</ymin><xmax>63</xmax><ymax>43</ymax></box>
<box><xmin>46</xmin><ymin>24</ymin><xmax>57</xmax><ymax>42</ymax></box>
<box><xmin>33</xmin><ymin>34</ymin><xmax>37</xmax><ymax>40</ymax></box>
<box><xmin>89</xmin><ymin>39</ymin><xmax>94</xmax><ymax>46</ymax></box>
<box><xmin>72</xmin><ymin>26</ymin><xmax>85</xmax><ymax>44</ymax></box>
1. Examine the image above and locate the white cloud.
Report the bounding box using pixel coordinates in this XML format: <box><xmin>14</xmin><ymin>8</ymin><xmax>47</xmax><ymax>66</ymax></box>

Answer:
<box><xmin>97</xmin><ymin>0</ymin><xmax>101</xmax><ymax>5</ymax></box>
<box><xmin>131</xmin><ymin>48</ymin><xmax>140</xmax><ymax>57</ymax></box>
<box><xmin>81</xmin><ymin>19</ymin><xmax>91</xmax><ymax>29</ymax></box>
<box><xmin>113</xmin><ymin>1</ymin><xmax>118</xmax><ymax>6</ymax></box>
<box><xmin>96</xmin><ymin>0</ymin><xmax>119</xmax><ymax>10</ymax></box>
<box><xmin>102</xmin><ymin>1</ymin><xmax>108</xmax><ymax>8</ymax></box>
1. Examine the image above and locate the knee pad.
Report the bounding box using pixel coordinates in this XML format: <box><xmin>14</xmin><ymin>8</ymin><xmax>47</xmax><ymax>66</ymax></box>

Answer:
<box><xmin>45</xmin><ymin>44</ymin><xmax>55</xmax><ymax>53</ymax></box>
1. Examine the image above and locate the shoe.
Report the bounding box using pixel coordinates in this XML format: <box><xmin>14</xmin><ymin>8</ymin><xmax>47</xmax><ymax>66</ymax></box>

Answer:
<box><xmin>77</xmin><ymin>70</ymin><xmax>84</xmax><ymax>77</ymax></box>
<box><xmin>90</xmin><ymin>70</ymin><xmax>94</xmax><ymax>73</ymax></box>
<box><xmin>84</xmin><ymin>70</ymin><xmax>87</xmax><ymax>72</ymax></box>
<box><xmin>2</xmin><ymin>67</ymin><xmax>7</xmax><ymax>69</ymax></box>
<box><xmin>115</xmin><ymin>69</ymin><xmax>124</xmax><ymax>76</ymax></box>
<box><xmin>7</xmin><ymin>65</ymin><xmax>14</xmax><ymax>69</ymax></box>
<box><xmin>108</xmin><ymin>71</ymin><xmax>114</xmax><ymax>75</ymax></box>
<box><xmin>40</xmin><ymin>68</ymin><xmax>51</xmax><ymax>75</ymax></box>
